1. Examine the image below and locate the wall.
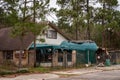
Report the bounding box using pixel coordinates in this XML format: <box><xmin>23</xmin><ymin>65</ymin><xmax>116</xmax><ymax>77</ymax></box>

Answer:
<box><xmin>36</xmin><ymin>27</ymin><xmax>67</xmax><ymax>45</ymax></box>
<box><xmin>28</xmin><ymin>50</ymin><xmax>35</xmax><ymax>67</ymax></box>
<box><xmin>0</xmin><ymin>51</ymin><xmax>3</xmax><ymax>64</ymax></box>
<box><xmin>0</xmin><ymin>50</ymin><xmax>34</xmax><ymax>67</ymax></box>
<box><xmin>13</xmin><ymin>50</ymin><xmax>28</xmax><ymax>66</ymax></box>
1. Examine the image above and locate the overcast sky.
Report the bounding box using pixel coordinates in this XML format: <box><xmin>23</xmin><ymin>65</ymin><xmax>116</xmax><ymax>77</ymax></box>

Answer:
<box><xmin>50</xmin><ymin>0</ymin><xmax>59</xmax><ymax>9</ymax></box>
<box><xmin>46</xmin><ymin>0</ymin><xmax>58</xmax><ymax>22</ymax></box>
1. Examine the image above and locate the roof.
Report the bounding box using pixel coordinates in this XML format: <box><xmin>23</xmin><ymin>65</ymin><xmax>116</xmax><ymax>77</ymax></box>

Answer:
<box><xmin>0</xmin><ymin>28</ymin><xmax>34</xmax><ymax>50</ymax></box>
<box><xmin>29</xmin><ymin>41</ymin><xmax>98</xmax><ymax>51</ymax></box>
<box><xmin>0</xmin><ymin>22</ymin><xmax>70</xmax><ymax>50</ymax></box>
<box><xmin>29</xmin><ymin>44</ymin><xmax>60</xmax><ymax>50</ymax></box>
<box><xmin>48</xmin><ymin>22</ymin><xmax>71</xmax><ymax>40</ymax></box>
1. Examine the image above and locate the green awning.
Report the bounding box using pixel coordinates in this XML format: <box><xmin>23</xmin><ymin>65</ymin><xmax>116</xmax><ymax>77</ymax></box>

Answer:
<box><xmin>29</xmin><ymin>44</ymin><xmax>61</xmax><ymax>50</ymax></box>
<box><xmin>29</xmin><ymin>41</ymin><xmax>98</xmax><ymax>51</ymax></box>
<box><xmin>60</xmin><ymin>41</ymin><xmax>98</xmax><ymax>51</ymax></box>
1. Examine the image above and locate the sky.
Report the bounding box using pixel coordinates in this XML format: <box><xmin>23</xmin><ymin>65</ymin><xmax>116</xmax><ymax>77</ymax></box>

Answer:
<box><xmin>46</xmin><ymin>0</ymin><xmax>58</xmax><ymax>22</ymax></box>
<box><xmin>49</xmin><ymin>0</ymin><xmax>59</xmax><ymax>9</ymax></box>
<box><xmin>47</xmin><ymin>0</ymin><xmax>120</xmax><ymax>22</ymax></box>
<box><xmin>117</xmin><ymin>0</ymin><xmax>120</xmax><ymax>10</ymax></box>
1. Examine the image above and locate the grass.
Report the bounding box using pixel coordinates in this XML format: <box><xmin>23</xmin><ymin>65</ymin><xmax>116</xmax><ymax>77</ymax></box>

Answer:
<box><xmin>0</xmin><ymin>63</ymin><xmax>92</xmax><ymax>76</ymax></box>
<box><xmin>29</xmin><ymin>66</ymin><xmax>69</xmax><ymax>73</ymax></box>
<box><xmin>29</xmin><ymin>67</ymin><xmax>51</xmax><ymax>73</ymax></box>
<box><xmin>29</xmin><ymin>66</ymin><xmax>77</xmax><ymax>73</ymax></box>
<box><xmin>0</xmin><ymin>69</ymin><xmax>29</xmax><ymax>76</ymax></box>
<box><xmin>28</xmin><ymin>64</ymin><xmax>91</xmax><ymax>73</ymax></box>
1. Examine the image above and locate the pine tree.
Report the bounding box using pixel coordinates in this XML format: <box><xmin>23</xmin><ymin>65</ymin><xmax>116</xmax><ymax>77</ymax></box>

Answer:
<box><xmin>56</xmin><ymin>0</ymin><xmax>86</xmax><ymax>40</ymax></box>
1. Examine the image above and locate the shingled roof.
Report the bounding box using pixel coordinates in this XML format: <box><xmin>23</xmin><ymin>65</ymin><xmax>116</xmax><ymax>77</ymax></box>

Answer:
<box><xmin>0</xmin><ymin>28</ymin><xmax>34</xmax><ymax>50</ymax></box>
<box><xmin>0</xmin><ymin>22</ymin><xmax>70</xmax><ymax>50</ymax></box>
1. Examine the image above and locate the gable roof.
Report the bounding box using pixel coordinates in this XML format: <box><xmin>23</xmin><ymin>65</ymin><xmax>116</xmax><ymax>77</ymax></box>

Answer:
<box><xmin>0</xmin><ymin>22</ymin><xmax>70</xmax><ymax>50</ymax></box>
<box><xmin>47</xmin><ymin>22</ymin><xmax>71</xmax><ymax>40</ymax></box>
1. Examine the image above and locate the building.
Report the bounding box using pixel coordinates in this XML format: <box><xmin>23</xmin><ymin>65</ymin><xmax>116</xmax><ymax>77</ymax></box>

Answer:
<box><xmin>0</xmin><ymin>22</ymin><xmax>98</xmax><ymax>67</ymax></box>
<box><xmin>0</xmin><ymin>22</ymin><xmax>70</xmax><ymax>67</ymax></box>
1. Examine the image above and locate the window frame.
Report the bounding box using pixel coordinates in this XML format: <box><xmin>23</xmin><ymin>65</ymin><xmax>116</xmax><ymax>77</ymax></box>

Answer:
<box><xmin>46</xmin><ymin>30</ymin><xmax>57</xmax><ymax>39</ymax></box>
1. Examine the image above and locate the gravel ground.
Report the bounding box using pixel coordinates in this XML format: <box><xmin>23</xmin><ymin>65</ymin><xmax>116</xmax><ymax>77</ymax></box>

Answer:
<box><xmin>0</xmin><ymin>74</ymin><xmax>59</xmax><ymax>80</ymax></box>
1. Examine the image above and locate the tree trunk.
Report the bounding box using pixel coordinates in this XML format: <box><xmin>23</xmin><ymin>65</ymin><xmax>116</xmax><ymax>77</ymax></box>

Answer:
<box><xmin>33</xmin><ymin>0</ymin><xmax>36</xmax><ymax>67</ymax></box>
<box><xmin>87</xmin><ymin>0</ymin><xmax>90</xmax><ymax>40</ymax></box>
<box><xmin>19</xmin><ymin>36</ymin><xmax>24</xmax><ymax>69</ymax></box>
<box><xmin>33</xmin><ymin>35</ymin><xmax>36</xmax><ymax>67</ymax></box>
<box><xmin>102</xmin><ymin>1</ymin><xmax>106</xmax><ymax>48</ymax></box>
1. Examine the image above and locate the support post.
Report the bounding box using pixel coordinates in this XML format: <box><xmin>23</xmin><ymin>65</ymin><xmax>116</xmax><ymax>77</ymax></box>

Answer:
<box><xmin>87</xmin><ymin>50</ymin><xmax>89</xmax><ymax>64</ymax></box>
<box><xmin>72</xmin><ymin>50</ymin><xmax>76</xmax><ymax>67</ymax></box>
<box><xmin>63</xmin><ymin>51</ymin><xmax>68</xmax><ymax>68</ymax></box>
<box><xmin>52</xmin><ymin>50</ymin><xmax>58</xmax><ymax>67</ymax></box>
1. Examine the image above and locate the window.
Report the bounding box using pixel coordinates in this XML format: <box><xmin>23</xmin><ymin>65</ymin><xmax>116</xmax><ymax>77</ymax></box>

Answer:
<box><xmin>46</xmin><ymin>30</ymin><xmax>57</xmax><ymax>39</ymax></box>
<box><xmin>3</xmin><ymin>51</ymin><xmax>13</xmax><ymax>60</ymax></box>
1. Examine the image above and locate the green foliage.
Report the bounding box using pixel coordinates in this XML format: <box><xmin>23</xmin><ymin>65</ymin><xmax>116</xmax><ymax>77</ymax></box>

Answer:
<box><xmin>26</xmin><ymin>22</ymin><xmax>47</xmax><ymax>36</ymax></box>
<box><xmin>56</xmin><ymin>0</ymin><xmax>87</xmax><ymax>39</ymax></box>
<box><xmin>98</xmin><ymin>0</ymin><xmax>118</xmax><ymax>7</ymax></box>
<box><xmin>56</xmin><ymin>0</ymin><xmax>120</xmax><ymax>44</ymax></box>
<box><xmin>90</xmin><ymin>0</ymin><xmax>120</xmax><ymax>48</ymax></box>
<box><xmin>0</xmin><ymin>0</ymin><xmax>50</xmax><ymax>25</ymax></box>
<box><xmin>31</xmin><ymin>0</ymin><xmax>50</xmax><ymax>20</ymax></box>
<box><xmin>0</xmin><ymin>8</ymin><xmax>19</xmax><ymax>27</ymax></box>
<box><xmin>109</xmin><ymin>0</ymin><xmax>118</xmax><ymax>6</ymax></box>
<box><xmin>91</xmin><ymin>25</ymin><xmax>103</xmax><ymax>46</ymax></box>
<box><xmin>0</xmin><ymin>0</ymin><xmax>21</xmax><ymax>27</ymax></box>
